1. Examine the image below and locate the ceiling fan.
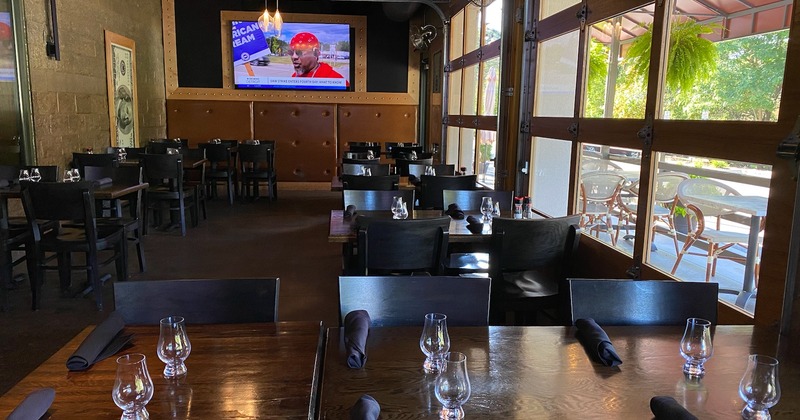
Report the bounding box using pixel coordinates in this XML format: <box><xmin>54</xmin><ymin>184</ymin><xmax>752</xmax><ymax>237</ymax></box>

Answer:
<box><xmin>410</xmin><ymin>24</ymin><xmax>437</xmax><ymax>51</ymax></box>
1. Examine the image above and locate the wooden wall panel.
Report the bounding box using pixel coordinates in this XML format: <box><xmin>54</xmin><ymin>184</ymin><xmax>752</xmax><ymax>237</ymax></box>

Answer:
<box><xmin>166</xmin><ymin>100</ymin><xmax>252</xmax><ymax>146</ymax></box>
<box><xmin>337</xmin><ymin>104</ymin><xmax>418</xmax><ymax>159</ymax></box>
<box><xmin>254</xmin><ymin>103</ymin><xmax>336</xmax><ymax>182</ymax></box>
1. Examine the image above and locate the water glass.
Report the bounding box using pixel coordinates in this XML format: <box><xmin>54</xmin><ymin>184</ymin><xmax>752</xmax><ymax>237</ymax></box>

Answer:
<box><xmin>112</xmin><ymin>353</ymin><xmax>154</xmax><ymax>420</ymax></box>
<box><xmin>63</xmin><ymin>170</ymin><xmax>74</xmax><ymax>182</ymax></box>
<box><xmin>435</xmin><ymin>352</ymin><xmax>471</xmax><ymax>419</ymax></box>
<box><xmin>480</xmin><ymin>197</ymin><xmax>494</xmax><ymax>222</ymax></box>
<box><xmin>492</xmin><ymin>202</ymin><xmax>501</xmax><ymax>218</ymax></box>
<box><xmin>18</xmin><ymin>169</ymin><xmax>29</xmax><ymax>182</ymax></box>
<box><xmin>157</xmin><ymin>316</ymin><xmax>192</xmax><ymax>378</ymax></box>
<box><xmin>364</xmin><ymin>167</ymin><xmax>372</xmax><ymax>177</ymax></box>
<box><xmin>70</xmin><ymin>168</ymin><xmax>81</xmax><ymax>182</ymax></box>
<box><xmin>366</xmin><ymin>150</ymin><xmax>375</xmax><ymax>160</ymax></box>
<box><xmin>391</xmin><ymin>196</ymin><xmax>404</xmax><ymax>219</ymax></box>
<box><xmin>419</xmin><ymin>313</ymin><xmax>450</xmax><ymax>374</ymax></box>
<box><xmin>118</xmin><ymin>147</ymin><xmax>128</xmax><ymax>161</ymax></box>
<box><xmin>29</xmin><ymin>168</ymin><xmax>41</xmax><ymax>182</ymax></box>
<box><xmin>680</xmin><ymin>318</ymin><xmax>713</xmax><ymax>377</ymax></box>
<box><xmin>410</xmin><ymin>150</ymin><xmax>418</xmax><ymax>160</ymax></box>
<box><xmin>739</xmin><ymin>354</ymin><xmax>780</xmax><ymax>419</ymax></box>
<box><xmin>399</xmin><ymin>202</ymin><xmax>409</xmax><ymax>219</ymax></box>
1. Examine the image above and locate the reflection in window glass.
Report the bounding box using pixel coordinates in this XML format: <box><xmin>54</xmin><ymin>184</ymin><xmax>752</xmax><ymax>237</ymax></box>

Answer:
<box><xmin>484</xmin><ymin>0</ymin><xmax>502</xmax><ymax>45</ymax></box>
<box><xmin>583</xmin><ymin>10</ymin><xmax>651</xmax><ymax>119</ymax></box>
<box><xmin>539</xmin><ymin>0</ymin><xmax>580</xmax><ymax>20</ymax></box>
<box><xmin>459</xmin><ymin>128</ymin><xmax>477</xmax><ymax>175</ymax></box>
<box><xmin>450</xmin><ymin>10</ymin><xmax>464</xmax><ymax>59</ymax></box>
<box><xmin>577</xmin><ymin>144</ymin><xmax>641</xmax><ymax>254</ymax></box>
<box><xmin>648</xmin><ymin>153</ymin><xmax>771</xmax><ymax>316</ymax></box>
<box><xmin>656</xmin><ymin>4</ymin><xmax>789</xmax><ymax>121</ymax></box>
<box><xmin>480</xmin><ymin>57</ymin><xmax>500</xmax><ymax>116</ymax></box>
<box><xmin>465</xmin><ymin>3</ymin><xmax>482</xmax><ymax>54</ymax></box>
<box><xmin>462</xmin><ymin>64</ymin><xmax>479</xmax><ymax>115</ymax></box>
<box><xmin>477</xmin><ymin>129</ymin><xmax>496</xmax><ymax>188</ymax></box>
<box><xmin>534</xmin><ymin>31</ymin><xmax>579</xmax><ymax>117</ymax></box>
<box><xmin>448</xmin><ymin>69</ymin><xmax>463</xmax><ymax>115</ymax></box>
<box><xmin>530</xmin><ymin>137</ymin><xmax>571</xmax><ymax>217</ymax></box>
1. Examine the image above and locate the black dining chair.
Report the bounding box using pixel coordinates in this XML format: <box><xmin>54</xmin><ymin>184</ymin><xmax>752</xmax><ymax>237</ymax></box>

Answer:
<box><xmin>239</xmin><ymin>141</ymin><xmax>277</xmax><ymax>201</ymax></box>
<box><xmin>488</xmin><ymin>215</ymin><xmax>582</xmax><ymax>325</ymax></box>
<box><xmin>418</xmin><ymin>175</ymin><xmax>478</xmax><ymax>209</ymax></box>
<box><xmin>394</xmin><ymin>157</ymin><xmax>433</xmax><ymax>176</ymax></box>
<box><xmin>353</xmin><ymin>216</ymin><xmax>450</xmax><ymax>275</ymax></box>
<box><xmin>347</xmin><ymin>142</ymin><xmax>382</xmax><ymax>157</ymax></box>
<box><xmin>140</xmin><ymin>153</ymin><xmax>198</xmax><ymax>236</ymax></box>
<box><xmin>338</xmin><ymin>275</ymin><xmax>491</xmax><ymax>327</ymax></box>
<box><xmin>72</xmin><ymin>153</ymin><xmax>118</xmax><ymax>177</ymax></box>
<box><xmin>0</xmin><ymin>199</ymin><xmax>33</xmax><ymax>308</ymax></box>
<box><xmin>199</xmin><ymin>143</ymin><xmax>238</xmax><ymax>205</ymax></box>
<box><xmin>341</xmin><ymin>174</ymin><xmax>399</xmax><ymax>191</ymax></box>
<box><xmin>113</xmin><ymin>278</ymin><xmax>279</xmax><ymax>324</ymax></box>
<box><xmin>341</xmin><ymin>163</ymin><xmax>391</xmax><ymax>176</ymax></box>
<box><xmin>342</xmin><ymin>189</ymin><xmax>415</xmax><ymax>211</ymax></box>
<box><xmin>563</xmin><ymin>278</ymin><xmax>719</xmax><ymax>325</ymax></box>
<box><xmin>442</xmin><ymin>189</ymin><xmax>514</xmax><ymax>212</ymax></box>
<box><xmin>147</xmin><ymin>139</ymin><xmax>186</xmax><ymax>154</ymax></box>
<box><xmin>21</xmin><ymin>181</ymin><xmax>128</xmax><ymax>310</ymax></box>
<box><xmin>408</xmin><ymin>163</ymin><xmax>456</xmax><ymax>177</ymax></box>
<box><xmin>181</xmin><ymin>147</ymin><xmax>209</xmax><ymax>220</ymax></box>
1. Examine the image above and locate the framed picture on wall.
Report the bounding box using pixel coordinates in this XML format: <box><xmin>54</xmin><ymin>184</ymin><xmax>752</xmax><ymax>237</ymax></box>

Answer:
<box><xmin>104</xmin><ymin>30</ymin><xmax>139</xmax><ymax>148</ymax></box>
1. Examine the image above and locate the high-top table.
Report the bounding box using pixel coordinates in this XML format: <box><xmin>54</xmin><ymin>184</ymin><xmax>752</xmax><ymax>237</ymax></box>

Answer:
<box><xmin>0</xmin><ymin>321</ymin><xmax>324</xmax><ymax>419</ymax></box>
<box><xmin>319</xmin><ymin>325</ymin><xmax>800</xmax><ymax>418</ymax></box>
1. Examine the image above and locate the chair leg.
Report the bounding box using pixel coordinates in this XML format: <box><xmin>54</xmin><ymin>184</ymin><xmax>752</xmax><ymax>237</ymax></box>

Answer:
<box><xmin>116</xmin><ymin>237</ymin><xmax>129</xmax><ymax>282</ymax></box>
<box><xmin>86</xmin><ymin>250</ymin><xmax>103</xmax><ymax>311</ymax></box>
<box><xmin>57</xmin><ymin>252</ymin><xmax>71</xmax><ymax>292</ymax></box>
<box><xmin>178</xmin><ymin>197</ymin><xmax>187</xmax><ymax>236</ymax></box>
<box><xmin>134</xmin><ymin>228</ymin><xmax>146</xmax><ymax>272</ymax></box>
<box><xmin>31</xmin><ymin>255</ymin><xmax>44</xmax><ymax>311</ymax></box>
<box><xmin>227</xmin><ymin>176</ymin><xmax>234</xmax><ymax>205</ymax></box>
<box><xmin>705</xmin><ymin>244</ymin><xmax>715</xmax><ymax>282</ymax></box>
<box><xmin>671</xmin><ymin>238</ymin><xmax>696</xmax><ymax>275</ymax></box>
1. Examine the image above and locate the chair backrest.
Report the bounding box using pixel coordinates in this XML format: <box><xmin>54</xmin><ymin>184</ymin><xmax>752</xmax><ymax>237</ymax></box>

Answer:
<box><xmin>385</xmin><ymin>143</ymin><xmax>423</xmax><ymax>158</ymax></box>
<box><xmin>238</xmin><ymin>142</ymin><xmax>275</xmax><ymax>172</ymax></box>
<box><xmin>395</xmin><ymin>157</ymin><xmax>433</xmax><ymax>176</ymax></box>
<box><xmin>107</xmin><ymin>147</ymin><xmax>146</xmax><ymax>160</ymax></box>
<box><xmin>113</xmin><ymin>278</ymin><xmax>280</xmax><ymax>324</ymax></box>
<box><xmin>339</xmin><ymin>276</ymin><xmax>491</xmax><ymax>326</ymax></box>
<box><xmin>489</xmin><ymin>215</ymin><xmax>581</xmax><ymax>299</ymax></box>
<box><xmin>356</xmin><ymin>216</ymin><xmax>450</xmax><ymax>275</ymax></box>
<box><xmin>343</xmin><ymin>189</ymin><xmax>415</xmax><ymax>211</ymax></box>
<box><xmin>418</xmin><ymin>175</ymin><xmax>478</xmax><ymax>209</ymax></box>
<box><xmin>580</xmin><ymin>172</ymin><xmax>625</xmax><ymax>202</ymax></box>
<box><xmin>581</xmin><ymin>157</ymin><xmax>622</xmax><ymax>173</ymax></box>
<box><xmin>147</xmin><ymin>139</ymin><xmax>185</xmax><ymax>154</ymax></box>
<box><xmin>141</xmin><ymin>153</ymin><xmax>184</xmax><ymax>187</ymax></box>
<box><xmin>677</xmin><ymin>178</ymin><xmax>741</xmax><ymax>217</ymax></box>
<box><xmin>19</xmin><ymin>166</ymin><xmax>59</xmax><ymax>182</ymax></box>
<box><xmin>199</xmin><ymin>143</ymin><xmax>234</xmax><ymax>165</ymax></box>
<box><xmin>341</xmin><ymin>163</ymin><xmax>391</xmax><ymax>176</ymax></box>
<box><xmin>21</xmin><ymin>181</ymin><xmax>98</xmax><ymax>244</ymax></box>
<box><xmin>564</xmin><ymin>278</ymin><xmax>718</xmax><ymax>325</ymax></box>
<box><xmin>341</xmin><ymin>174</ymin><xmax>399</xmax><ymax>191</ymax></box>
<box><xmin>347</xmin><ymin>142</ymin><xmax>381</xmax><ymax>157</ymax></box>
<box><xmin>442</xmin><ymin>189</ymin><xmax>514</xmax><ymax>211</ymax></box>
<box><xmin>408</xmin><ymin>163</ymin><xmax>456</xmax><ymax>177</ymax></box>
<box><xmin>72</xmin><ymin>153</ymin><xmax>118</xmax><ymax>177</ymax></box>
<box><xmin>0</xmin><ymin>164</ymin><xmax>17</xmax><ymax>181</ymax></box>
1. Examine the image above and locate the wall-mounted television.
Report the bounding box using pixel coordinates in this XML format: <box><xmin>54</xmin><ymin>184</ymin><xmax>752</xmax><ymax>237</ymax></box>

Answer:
<box><xmin>231</xmin><ymin>21</ymin><xmax>352</xmax><ymax>91</ymax></box>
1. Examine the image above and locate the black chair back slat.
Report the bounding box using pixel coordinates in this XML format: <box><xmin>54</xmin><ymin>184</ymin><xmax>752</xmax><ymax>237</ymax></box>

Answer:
<box><xmin>418</xmin><ymin>175</ymin><xmax>477</xmax><ymax>209</ymax></box>
<box><xmin>141</xmin><ymin>153</ymin><xmax>184</xmax><ymax>184</ymax></box>
<box><xmin>442</xmin><ymin>190</ymin><xmax>514</xmax><ymax>211</ymax></box>
<box><xmin>342</xmin><ymin>189</ymin><xmax>415</xmax><ymax>211</ymax></box>
<box><xmin>341</xmin><ymin>163</ymin><xmax>391</xmax><ymax>176</ymax></box>
<box><xmin>395</xmin><ymin>157</ymin><xmax>433</xmax><ymax>176</ymax></box>
<box><xmin>356</xmin><ymin>216</ymin><xmax>450</xmax><ymax>275</ymax></box>
<box><xmin>341</xmin><ymin>174</ymin><xmax>399</xmax><ymax>191</ymax></box>
<box><xmin>22</xmin><ymin>181</ymin><xmax>95</xmax><ymax>221</ymax></box>
<box><xmin>72</xmin><ymin>153</ymin><xmax>118</xmax><ymax>177</ymax></box>
<box><xmin>408</xmin><ymin>163</ymin><xmax>455</xmax><ymax>177</ymax></box>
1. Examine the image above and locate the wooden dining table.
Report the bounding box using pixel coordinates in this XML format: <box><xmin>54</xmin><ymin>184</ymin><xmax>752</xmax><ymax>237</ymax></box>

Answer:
<box><xmin>0</xmin><ymin>321</ymin><xmax>324</xmax><ymax>419</ymax></box>
<box><xmin>319</xmin><ymin>325</ymin><xmax>800</xmax><ymax>418</ymax></box>
<box><xmin>330</xmin><ymin>175</ymin><xmax>415</xmax><ymax>192</ymax></box>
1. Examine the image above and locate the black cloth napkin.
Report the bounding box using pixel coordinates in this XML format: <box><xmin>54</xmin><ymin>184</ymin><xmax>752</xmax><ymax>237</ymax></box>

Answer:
<box><xmin>466</xmin><ymin>215</ymin><xmax>483</xmax><ymax>234</ymax></box>
<box><xmin>344</xmin><ymin>205</ymin><xmax>357</xmax><ymax>218</ymax></box>
<box><xmin>66</xmin><ymin>311</ymin><xmax>132</xmax><ymax>371</ymax></box>
<box><xmin>7</xmin><ymin>388</ymin><xmax>55</xmax><ymax>420</ymax></box>
<box><xmin>349</xmin><ymin>394</ymin><xmax>380</xmax><ymax>420</ymax></box>
<box><xmin>93</xmin><ymin>177</ymin><xmax>113</xmax><ymax>186</ymax></box>
<box><xmin>444</xmin><ymin>203</ymin><xmax>465</xmax><ymax>220</ymax></box>
<box><xmin>344</xmin><ymin>310</ymin><xmax>371</xmax><ymax>369</ymax></box>
<box><xmin>575</xmin><ymin>318</ymin><xmax>623</xmax><ymax>367</ymax></box>
<box><xmin>650</xmin><ymin>396</ymin><xmax>698</xmax><ymax>420</ymax></box>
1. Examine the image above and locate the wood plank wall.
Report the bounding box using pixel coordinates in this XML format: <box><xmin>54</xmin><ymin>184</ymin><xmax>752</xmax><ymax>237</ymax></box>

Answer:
<box><xmin>166</xmin><ymin>99</ymin><xmax>417</xmax><ymax>182</ymax></box>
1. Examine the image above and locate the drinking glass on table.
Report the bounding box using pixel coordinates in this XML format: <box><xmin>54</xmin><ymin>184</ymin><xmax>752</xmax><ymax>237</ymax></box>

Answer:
<box><xmin>112</xmin><ymin>353</ymin><xmax>154</xmax><ymax>420</ymax></box>
<box><xmin>435</xmin><ymin>352</ymin><xmax>471</xmax><ymax>420</ymax></box>
<box><xmin>420</xmin><ymin>313</ymin><xmax>450</xmax><ymax>374</ymax></box>
<box><xmin>157</xmin><ymin>316</ymin><xmax>192</xmax><ymax>378</ymax></box>
<box><xmin>680</xmin><ymin>318</ymin><xmax>713</xmax><ymax>377</ymax></box>
<box><xmin>399</xmin><ymin>202</ymin><xmax>409</xmax><ymax>219</ymax></box>
<box><xmin>391</xmin><ymin>196</ymin><xmax>404</xmax><ymax>220</ymax></box>
<box><xmin>30</xmin><ymin>168</ymin><xmax>41</xmax><ymax>182</ymax></box>
<box><xmin>18</xmin><ymin>169</ymin><xmax>29</xmax><ymax>182</ymax></box>
<box><xmin>480</xmin><ymin>197</ymin><xmax>494</xmax><ymax>223</ymax></box>
<box><xmin>63</xmin><ymin>170</ymin><xmax>74</xmax><ymax>182</ymax></box>
<box><xmin>739</xmin><ymin>354</ymin><xmax>780</xmax><ymax>419</ymax></box>
<box><xmin>70</xmin><ymin>168</ymin><xmax>81</xmax><ymax>182</ymax></box>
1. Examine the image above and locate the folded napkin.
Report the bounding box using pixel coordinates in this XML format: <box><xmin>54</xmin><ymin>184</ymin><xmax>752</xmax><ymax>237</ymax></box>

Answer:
<box><xmin>93</xmin><ymin>177</ymin><xmax>113</xmax><ymax>186</ymax></box>
<box><xmin>344</xmin><ymin>310</ymin><xmax>371</xmax><ymax>369</ymax></box>
<box><xmin>349</xmin><ymin>394</ymin><xmax>380</xmax><ymax>420</ymax></box>
<box><xmin>650</xmin><ymin>396</ymin><xmax>698</xmax><ymax>420</ymax></box>
<box><xmin>0</xmin><ymin>179</ymin><xmax>9</xmax><ymax>188</ymax></box>
<box><xmin>444</xmin><ymin>203</ymin><xmax>465</xmax><ymax>220</ymax></box>
<box><xmin>466</xmin><ymin>215</ymin><xmax>484</xmax><ymax>234</ymax></box>
<box><xmin>66</xmin><ymin>311</ymin><xmax>132</xmax><ymax>371</ymax></box>
<box><xmin>575</xmin><ymin>318</ymin><xmax>622</xmax><ymax>367</ymax></box>
<box><xmin>408</xmin><ymin>174</ymin><xmax>421</xmax><ymax>186</ymax></box>
<box><xmin>7</xmin><ymin>388</ymin><xmax>56</xmax><ymax>420</ymax></box>
<box><xmin>344</xmin><ymin>205</ymin><xmax>357</xmax><ymax>218</ymax></box>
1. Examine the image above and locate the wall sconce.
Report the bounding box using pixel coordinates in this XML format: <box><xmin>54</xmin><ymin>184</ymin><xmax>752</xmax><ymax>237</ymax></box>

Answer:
<box><xmin>45</xmin><ymin>0</ymin><xmax>60</xmax><ymax>60</ymax></box>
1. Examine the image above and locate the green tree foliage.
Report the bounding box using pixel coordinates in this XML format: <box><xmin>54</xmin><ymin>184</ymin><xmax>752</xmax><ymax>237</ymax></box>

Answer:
<box><xmin>584</xmin><ymin>38</ymin><xmax>609</xmax><ymax>118</ymax></box>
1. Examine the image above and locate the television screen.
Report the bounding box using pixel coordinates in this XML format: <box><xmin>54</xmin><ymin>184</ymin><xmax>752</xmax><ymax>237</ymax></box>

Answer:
<box><xmin>232</xmin><ymin>21</ymin><xmax>352</xmax><ymax>91</ymax></box>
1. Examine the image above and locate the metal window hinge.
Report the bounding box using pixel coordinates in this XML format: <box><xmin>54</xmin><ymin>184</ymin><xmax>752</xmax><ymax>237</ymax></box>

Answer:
<box><xmin>503</xmin><ymin>87</ymin><xmax>514</xmax><ymax>97</ymax></box>
<box><xmin>776</xmin><ymin>115</ymin><xmax>800</xmax><ymax>179</ymax></box>
<box><xmin>576</xmin><ymin>4</ymin><xmax>589</xmax><ymax>31</ymax></box>
<box><xmin>476</xmin><ymin>49</ymin><xmax>484</xmax><ymax>60</ymax></box>
<box><xmin>525</xmin><ymin>20</ymin><xmax>537</xmax><ymax>42</ymax></box>
<box><xmin>444</xmin><ymin>63</ymin><xmax>451</xmax><ymax>73</ymax></box>
<box><xmin>442</xmin><ymin>115</ymin><xmax>449</xmax><ymax>125</ymax></box>
<box><xmin>520</xmin><ymin>119</ymin><xmax>531</xmax><ymax>134</ymax></box>
<box><xmin>626</xmin><ymin>265</ymin><xmax>641</xmax><ymax>279</ymax></box>
<box><xmin>568</xmin><ymin>122</ymin><xmax>579</xmax><ymax>137</ymax></box>
<box><xmin>637</xmin><ymin>123</ymin><xmax>653</xmax><ymax>148</ymax></box>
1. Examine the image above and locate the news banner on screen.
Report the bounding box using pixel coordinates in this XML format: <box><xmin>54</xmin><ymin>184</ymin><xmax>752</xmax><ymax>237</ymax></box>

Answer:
<box><xmin>232</xmin><ymin>20</ymin><xmax>351</xmax><ymax>91</ymax></box>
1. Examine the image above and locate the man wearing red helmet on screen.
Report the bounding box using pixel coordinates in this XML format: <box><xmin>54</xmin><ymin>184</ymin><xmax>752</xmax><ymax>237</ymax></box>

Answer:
<box><xmin>289</xmin><ymin>32</ymin><xmax>349</xmax><ymax>87</ymax></box>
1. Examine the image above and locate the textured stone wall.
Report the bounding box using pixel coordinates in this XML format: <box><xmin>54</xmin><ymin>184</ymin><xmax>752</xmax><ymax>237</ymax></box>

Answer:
<box><xmin>24</xmin><ymin>0</ymin><xmax>166</xmax><ymax>169</ymax></box>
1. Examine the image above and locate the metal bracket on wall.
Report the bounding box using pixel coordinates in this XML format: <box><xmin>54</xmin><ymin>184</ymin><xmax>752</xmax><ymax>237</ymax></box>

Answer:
<box><xmin>503</xmin><ymin>87</ymin><xmax>514</xmax><ymax>97</ymax></box>
<box><xmin>776</xmin><ymin>115</ymin><xmax>800</xmax><ymax>180</ymax></box>
<box><xmin>576</xmin><ymin>4</ymin><xmax>589</xmax><ymax>31</ymax></box>
<box><xmin>637</xmin><ymin>123</ymin><xmax>653</xmax><ymax>150</ymax></box>
<box><xmin>626</xmin><ymin>265</ymin><xmax>641</xmax><ymax>279</ymax></box>
<box><xmin>520</xmin><ymin>118</ymin><xmax>531</xmax><ymax>134</ymax></box>
<box><xmin>568</xmin><ymin>122</ymin><xmax>579</xmax><ymax>138</ymax></box>
<box><xmin>525</xmin><ymin>20</ymin><xmax>537</xmax><ymax>42</ymax></box>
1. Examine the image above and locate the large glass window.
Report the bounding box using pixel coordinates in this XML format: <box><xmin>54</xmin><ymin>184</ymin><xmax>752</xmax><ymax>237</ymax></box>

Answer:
<box><xmin>530</xmin><ymin>137</ymin><xmax>572</xmax><ymax>217</ymax></box>
<box><xmin>539</xmin><ymin>0</ymin><xmax>581</xmax><ymax>20</ymax></box>
<box><xmin>534</xmin><ymin>31</ymin><xmax>580</xmax><ymax>117</ymax></box>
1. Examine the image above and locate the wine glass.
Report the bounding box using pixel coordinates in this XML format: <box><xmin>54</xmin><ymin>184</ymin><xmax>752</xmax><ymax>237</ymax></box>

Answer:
<box><xmin>435</xmin><ymin>352</ymin><xmax>471</xmax><ymax>419</ymax></box>
<box><xmin>30</xmin><ymin>168</ymin><xmax>41</xmax><ymax>182</ymax></box>
<box><xmin>70</xmin><ymin>168</ymin><xmax>81</xmax><ymax>182</ymax></box>
<box><xmin>739</xmin><ymin>354</ymin><xmax>780</xmax><ymax>419</ymax></box>
<box><xmin>680</xmin><ymin>318</ymin><xmax>713</xmax><ymax>377</ymax></box>
<box><xmin>410</xmin><ymin>150</ymin><xmax>418</xmax><ymax>160</ymax></box>
<box><xmin>63</xmin><ymin>170</ymin><xmax>74</xmax><ymax>182</ymax></box>
<box><xmin>492</xmin><ymin>202</ymin><xmax>501</xmax><ymax>218</ymax></box>
<box><xmin>480</xmin><ymin>197</ymin><xmax>494</xmax><ymax>223</ymax></box>
<box><xmin>364</xmin><ymin>167</ymin><xmax>372</xmax><ymax>177</ymax></box>
<box><xmin>391</xmin><ymin>196</ymin><xmax>404</xmax><ymax>219</ymax></box>
<box><xmin>157</xmin><ymin>316</ymin><xmax>192</xmax><ymax>378</ymax></box>
<box><xmin>366</xmin><ymin>150</ymin><xmax>375</xmax><ymax>160</ymax></box>
<box><xmin>18</xmin><ymin>169</ymin><xmax>29</xmax><ymax>182</ymax></box>
<box><xmin>419</xmin><ymin>313</ymin><xmax>450</xmax><ymax>374</ymax></box>
<box><xmin>399</xmin><ymin>202</ymin><xmax>409</xmax><ymax>219</ymax></box>
<box><xmin>112</xmin><ymin>353</ymin><xmax>154</xmax><ymax>420</ymax></box>
<box><xmin>118</xmin><ymin>147</ymin><xmax>128</xmax><ymax>161</ymax></box>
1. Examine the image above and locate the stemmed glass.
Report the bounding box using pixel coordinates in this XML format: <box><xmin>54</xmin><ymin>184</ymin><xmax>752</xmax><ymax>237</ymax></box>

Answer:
<box><xmin>112</xmin><ymin>353</ymin><xmax>154</xmax><ymax>420</ymax></box>
<box><xmin>480</xmin><ymin>197</ymin><xmax>494</xmax><ymax>223</ymax></box>
<box><xmin>492</xmin><ymin>202</ymin><xmax>501</xmax><ymax>218</ymax></box>
<box><xmin>29</xmin><ymin>168</ymin><xmax>41</xmax><ymax>182</ymax></box>
<box><xmin>419</xmin><ymin>313</ymin><xmax>450</xmax><ymax>374</ymax></box>
<box><xmin>366</xmin><ymin>150</ymin><xmax>375</xmax><ymax>160</ymax></box>
<box><xmin>69</xmin><ymin>168</ymin><xmax>81</xmax><ymax>182</ymax></box>
<box><xmin>680</xmin><ymin>318</ymin><xmax>713</xmax><ymax>377</ymax></box>
<box><xmin>435</xmin><ymin>352</ymin><xmax>471</xmax><ymax>419</ymax></box>
<box><xmin>391</xmin><ymin>196</ymin><xmax>404</xmax><ymax>220</ymax></box>
<box><xmin>399</xmin><ymin>202</ymin><xmax>409</xmax><ymax>219</ymax></box>
<box><xmin>118</xmin><ymin>147</ymin><xmax>128</xmax><ymax>162</ymax></box>
<box><xmin>739</xmin><ymin>354</ymin><xmax>781</xmax><ymax>419</ymax></box>
<box><xmin>157</xmin><ymin>316</ymin><xmax>192</xmax><ymax>378</ymax></box>
<box><xmin>18</xmin><ymin>169</ymin><xmax>29</xmax><ymax>182</ymax></box>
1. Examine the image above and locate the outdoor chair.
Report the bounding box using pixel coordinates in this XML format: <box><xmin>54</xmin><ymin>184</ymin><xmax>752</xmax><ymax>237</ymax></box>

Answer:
<box><xmin>239</xmin><ymin>141</ymin><xmax>277</xmax><ymax>201</ymax></box>
<box><xmin>578</xmin><ymin>172</ymin><xmax>625</xmax><ymax>246</ymax></box>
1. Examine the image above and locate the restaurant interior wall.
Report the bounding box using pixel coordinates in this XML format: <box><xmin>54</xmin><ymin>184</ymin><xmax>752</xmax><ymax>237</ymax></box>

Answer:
<box><xmin>22</xmin><ymin>0</ymin><xmax>166</xmax><ymax>171</ymax></box>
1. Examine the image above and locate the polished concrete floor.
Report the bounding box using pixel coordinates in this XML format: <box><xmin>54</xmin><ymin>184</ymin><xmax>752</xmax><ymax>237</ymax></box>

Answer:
<box><xmin>0</xmin><ymin>189</ymin><xmax>343</xmax><ymax>395</ymax></box>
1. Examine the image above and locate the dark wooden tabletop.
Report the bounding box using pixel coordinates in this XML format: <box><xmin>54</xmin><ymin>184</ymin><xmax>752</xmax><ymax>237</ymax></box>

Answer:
<box><xmin>119</xmin><ymin>157</ymin><xmax>208</xmax><ymax>169</ymax></box>
<box><xmin>319</xmin><ymin>325</ymin><xmax>800</xmax><ymax>419</ymax></box>
<box><xmin>0</xmin><ymin>182</ymin><xmax>148</xmax><ymax>200</ymax></box>
<box><xmin>330</xmin><ymin>175</ymin><xmax>415</xmax><ymax>192</ymax></box>
<box><xmin>0</xmin><ymin>321</ymin><xmax>324</xmax><ymax>419</ymax></box>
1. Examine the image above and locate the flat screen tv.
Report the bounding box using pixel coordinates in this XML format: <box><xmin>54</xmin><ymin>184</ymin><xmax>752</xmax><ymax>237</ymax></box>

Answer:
<box><xmin>232</xmin><ymin>21</ymin><xmax>352</xmax><ymax>91</ymax></box>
